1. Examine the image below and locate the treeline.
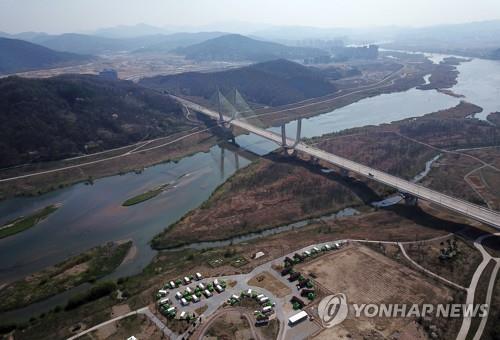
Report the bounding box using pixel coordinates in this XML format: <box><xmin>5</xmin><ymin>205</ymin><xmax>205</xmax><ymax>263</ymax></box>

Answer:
<box><xmin>0</xmin><ymin>75</ymin><xmax>190</xmax><ymax>167</ymax></box>
<box><xmin>140</xmin><ymin>59</ymin><xmax>337</xmax><ymax>107</ymax></box>
<box><xmin>65</xmin><ymin>281</ymin><xmax>116</xmax><ymax>310</ymax></box>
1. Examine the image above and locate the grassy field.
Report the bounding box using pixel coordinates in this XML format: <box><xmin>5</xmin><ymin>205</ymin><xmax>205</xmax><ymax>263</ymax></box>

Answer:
<box><xmin>122</xmin><ymin>184</ymin><xmax>169</xmax><ymax>206</ymax></box>
<box><xmin>403</xmin><ymin>236</ymin><xmax>483</xmax><ymax>288</ymax></box>
<box><xmin>151</xmin><ymin>154</ymin><xmax>364</xmax><ymax>249</ymax></box>
<box><xmin>0</xmin><ymin>204</ymin><xmax>58</xmax><ymax>239</ymax></box>
<box><xmin>0</xmin><ymin>241</ymin><xmax>132</xmax><ymax>312</ymax></box>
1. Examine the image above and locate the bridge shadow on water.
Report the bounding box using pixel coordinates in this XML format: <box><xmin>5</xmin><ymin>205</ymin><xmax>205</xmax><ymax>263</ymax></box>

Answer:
<box><xmin>263</xmin><ymin>151</ymin><xmax>382</xmax><ymax>204</ymax></box>
<box><xmin>262</xmin><ymin>150</ymin><xmax>500</xmax><ymax>250</ymax></box>
<box><xmin>381</xmin><ymin>203</ymin><xmax>500</xmax><ymax>249</ymax></box>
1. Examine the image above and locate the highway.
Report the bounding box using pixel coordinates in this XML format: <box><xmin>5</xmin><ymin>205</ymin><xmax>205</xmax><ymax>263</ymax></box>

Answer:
<box><xmin>172</xmin><ymin>95</ymin><xmax>500</xmax><ymax>230</ymax></box>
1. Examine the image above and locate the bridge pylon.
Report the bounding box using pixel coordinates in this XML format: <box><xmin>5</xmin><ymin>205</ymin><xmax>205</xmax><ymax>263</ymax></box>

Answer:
<box><xmin>280</xmin><ymin>118</ymin><xmax>302</xmax><ymax>155</ymax></box>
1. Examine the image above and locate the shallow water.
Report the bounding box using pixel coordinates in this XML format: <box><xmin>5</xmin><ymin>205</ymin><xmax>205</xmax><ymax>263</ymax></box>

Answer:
<box><xmin>2</xmin><ymin>51</ymin><xmax>500</xmax><ymax>320</ymax></box>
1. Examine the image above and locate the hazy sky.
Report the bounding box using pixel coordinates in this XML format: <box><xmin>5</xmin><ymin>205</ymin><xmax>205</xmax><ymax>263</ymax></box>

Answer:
<box><xmin>1</xmin><ymin>0</ymin><xmax>500</xmax><ymax>33</ymax></box>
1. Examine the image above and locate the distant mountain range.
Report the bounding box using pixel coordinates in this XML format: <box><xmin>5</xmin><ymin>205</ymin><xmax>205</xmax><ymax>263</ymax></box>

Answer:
<box><xmin>0</xmin><ymin>37</ymin><xmax>92</xmax><ymax>75</ymax></box>
<box><xmin>174</xmin><ymin>34</ymin><xmax>329</xmax><ymax>62</ymax></box>
<box><xmin>0</xmin><ymin>31</ymin><xmax>230</xmax><ymax>55</ymax></box>
<box><xmin>91</xmin><ymin>23</ymin><xmax>172</xmax><ymax>38</ymax></box>
<box><xmin>140</xmin><ymin>59</ymin><xmax>336</xmax><ymax>106</ymax></box>
<box><xmin>133</xmin><ymin>32</ymin><xmax>228</xmax><ymax>53</ymax></box>
<box><xmin>0</xmin><ymin>75</ymin><xmax>188</xmax><ymax>167</ymax></box>
<box><xmin>30</xmin><ymin>33</ymin><xmax>173</xmax><ymax>55</ymax></box>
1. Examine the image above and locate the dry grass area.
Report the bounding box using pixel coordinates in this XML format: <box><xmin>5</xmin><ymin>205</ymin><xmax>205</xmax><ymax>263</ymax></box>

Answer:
<box><xmin>203</xmin><ymin>310</ymin><xmax>254</xmax><ymax>340</ymax></box>
<box><xmin>300</xmin><ymin>244</ymin><xmax>457</xmax><ymax>339</ymax></box>
<box><xmin>425</xmin><ymin>153</ymin><xmax>486</xmax><ymax>205</ymax></box>
<box><xmin>0</xmin><ymin>128</ymin><xmax>218</xmax><ymax>200</ymax></box>
<box><xmin>479</xmin><ymin>167</ymin><xmax>500</xmax><ymax>210</ymax></box>
<box><xmin>313</xmin><ymin>319</ymin><xmax>429</xmax><ymax>340</ymax></box>
<box><xmin>299</xmin><ymin>245</ymin><xmax>453</xmax><ymax>305</ymax></box>
<box><xmin>247</xmin><ymin>271</ymin><xmax>291</xmax><ymax>298</ymax></box>
<box><xmin>153</xmin><ymin>154</ymin><xmax>363</xmax><ymax>248</ymax></box>
<box><xmin>314</xmin><ymin>131</ymin><xmax>438</xmax><ymax>181</ymax></box>
<box><xmin>483</xmin><ymin>268</ymin><xmax>500</xmax><ymax>340</ymax></box>
<box><xmin>403</xmin><ymin>236</ymin><xmax>483</xmax><ymax>288</ymax></box>
<box><xmin>83</xmin><ymin>314</ymin><xmax>163</xmax><ymax>340</ymax></box>
<box><xmin>309</xmin><ymin>100</ymin><xmax>500</xmax><ymax>207</ymax></box>
<box><xmin>256</xmin><ymin>318</ymin><xmax>280</xmax><ymax>340</ymax></box>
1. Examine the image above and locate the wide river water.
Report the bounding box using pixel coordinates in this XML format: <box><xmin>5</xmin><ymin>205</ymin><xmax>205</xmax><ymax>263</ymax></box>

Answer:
<box><xmin>1</xmin><ymin>54</ymin><xmax>499</xmax><ymax>319</ymax></box>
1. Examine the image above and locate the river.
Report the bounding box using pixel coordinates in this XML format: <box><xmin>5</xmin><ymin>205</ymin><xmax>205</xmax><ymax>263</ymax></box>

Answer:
<box><xmin>1</xmin><ymin>52</ymin><xmax>499</xmax><ymax>320</ymax></box>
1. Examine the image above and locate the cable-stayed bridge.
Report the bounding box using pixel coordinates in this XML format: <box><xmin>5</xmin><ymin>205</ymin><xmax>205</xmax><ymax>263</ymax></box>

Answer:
<box><xmin>171</xmin><ymin>92</ymin><xmax>500</xmax><ymax>230</ymax></box>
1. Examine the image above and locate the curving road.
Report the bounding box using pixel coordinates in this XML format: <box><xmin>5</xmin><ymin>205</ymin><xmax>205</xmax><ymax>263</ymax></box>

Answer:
<box><xmin>457</xmin><ymin>233</ymin><xmax>500</xmax><ymax>340</ymax></box>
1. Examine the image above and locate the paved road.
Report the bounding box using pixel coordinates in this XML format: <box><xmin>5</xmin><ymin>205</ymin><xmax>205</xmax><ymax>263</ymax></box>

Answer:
<box><xmin>69</xmin><ymin>234</ymin><xmax>496</xmax><ymax>340</ymax></box>
<box><xmin>141</xmin><ymin>307</ymin><xmax>176</xmax><ymax>339</ymax></box>
<box><xmin>0</xmin><ymin>127</ymin><xmax>210</xmax><ymax>183</ymax></box>
<box><xmin>173</xmin><ymin>95</ymin><xmax>500</xmax><ymax>230</ymax></box>
<box><xmin>457</xmin><ymin>233</ymin><xmax>500</xmax><ymax>340</ymax></box>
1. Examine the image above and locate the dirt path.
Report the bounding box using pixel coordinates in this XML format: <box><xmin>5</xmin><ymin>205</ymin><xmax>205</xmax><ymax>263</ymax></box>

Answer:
<box><xmin>67</xmin><ymin>307</ymin><xmax>149</xmax><ymax>340</ymax></box>
<box><xmin>398</xmin><ymin>243</ymin><xmax>467</xmax><ymax>291</ymax></box>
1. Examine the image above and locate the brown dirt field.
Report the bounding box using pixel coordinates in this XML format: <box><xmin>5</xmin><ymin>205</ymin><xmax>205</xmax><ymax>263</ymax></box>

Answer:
<box><xmin>299</xmin><ymin>245</ymin><xmax>453</xmax><ymax>305</ymax></box>
<box><xmin>304</xmin><ymin>245</ymin><xmax>455</xmax><ymax>340</ymax></box>
<box><xmin>313</xmin><ymin>318</ymin><xmax>429</xmax><ymax>340</ymax></box>
<box><xmin>247</xmin><ymin>271</ymin><xmax>291</xmax><ymax>298</ymax></box>
<box><xmin>256</xmin><ymin>318</ymin><xmax>280</xmax><ymax>340</ymax></box>
<box><xmin>110</xmin><ymin>304</ymin><xmax>131</xmax><ymax>318</ymax></box>
<box><xmin>88</xmin><ymin>314</ymin><xmax>163</xmax><ymax>340</ymax></box>
<box><xmin>203</xmin><ymin>310</ymin><xmax>254</xmax><ymax>340</ymax></box>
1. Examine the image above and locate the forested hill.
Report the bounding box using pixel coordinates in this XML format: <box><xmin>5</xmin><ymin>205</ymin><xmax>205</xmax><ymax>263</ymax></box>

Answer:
<box><xmin>0</xmin><ymin>37</ymin><xmax>91</xmax><ymax>75</ymax></box>
<box><xmin>0</xmin><ymin>75</ymin><xmax>188</xmax><ymax>168</ymax></box>
<box><xmin>139</xmin><ymin>59</ymin><xmax>337</xmax><ymax>106</ymax></box>
<box><xmin>174</xmin><ymin>34</ymin><xmax>328</xmax><ymax>62</ymax></box>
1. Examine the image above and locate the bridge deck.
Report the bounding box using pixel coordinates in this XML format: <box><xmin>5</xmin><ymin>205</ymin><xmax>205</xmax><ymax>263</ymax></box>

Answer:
<box><xmin>173</xmin><ymin>95</ymin><xmax>500</xmax><ymax>229</ymax></box>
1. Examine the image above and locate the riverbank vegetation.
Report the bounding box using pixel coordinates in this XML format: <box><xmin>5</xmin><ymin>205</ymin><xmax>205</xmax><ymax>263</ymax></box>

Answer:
<box><xmin>308</xmin><ymin>101</ymin><xmax>500</xmax><ymax>205</ymax></box>
<box><xmin>122</xmin><ymin>184</ymin><xmax>169</xmax><ymax>206</ymax></box>
<box><xmin>0</xmin><ymin>204</ymin><xmax>58</xmax><ymax>239</ymax></box>
<box><xmin>152</xmin><ymin>153</ymin><xmax>364</xmax><ymax>249</ymax></box>
<box><xmin>2</xmin><ymin>204</ymin><xmax>480</xmax><ymax>339</ymax></box>
<box><xmin>0</xmin><ymin>241</ymin><xmax>132</xmax><ymax>312</ymax></box>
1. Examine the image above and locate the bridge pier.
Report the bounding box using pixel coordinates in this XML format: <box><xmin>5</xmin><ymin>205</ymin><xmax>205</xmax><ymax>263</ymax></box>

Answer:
<box><xmin>401</xmin><ymin>193</ymin><xmax>419</xmax><ymax>206</ymax></box>
<box><xmin>170</xmin><ymin>95</ymin><xmax>500</xmax><ymax>230</ymax></box>
<box><xmin>340</xmin><ymin>168</ymin><xmax>349</xmax><ymax>178</ymax></box>
<box><xmin>280</xmin><ymin>118</ymin><xmax>302</xmax><ymax>155</ymax></box>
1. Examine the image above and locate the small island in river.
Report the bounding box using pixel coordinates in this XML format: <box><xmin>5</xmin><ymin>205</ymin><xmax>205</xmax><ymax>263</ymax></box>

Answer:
<box><xmin>0</xmin><ymin>204</ymin><xmax>59</xmax><ymax>239</ymax></box>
